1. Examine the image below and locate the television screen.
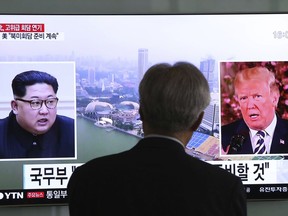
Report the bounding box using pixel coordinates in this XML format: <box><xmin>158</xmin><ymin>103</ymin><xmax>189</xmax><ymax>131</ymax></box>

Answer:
<box><xmin>0</xmin><ymin>13</ymin><xmax>288</xmax><ymax>206</ymax></box>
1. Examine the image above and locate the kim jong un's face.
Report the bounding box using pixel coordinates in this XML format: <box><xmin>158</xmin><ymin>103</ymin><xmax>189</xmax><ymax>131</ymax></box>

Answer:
<box><xmin>11</xmin><ymin>83</ymin><xmax>58</xmax><ymax>135</ymax></box>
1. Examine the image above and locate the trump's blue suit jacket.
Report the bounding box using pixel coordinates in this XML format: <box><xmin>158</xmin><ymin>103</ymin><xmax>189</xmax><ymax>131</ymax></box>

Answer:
<box><xmin>221</xmin><ymin>116</ymin><xmax>288</xmax><ymax>154</ymax></box>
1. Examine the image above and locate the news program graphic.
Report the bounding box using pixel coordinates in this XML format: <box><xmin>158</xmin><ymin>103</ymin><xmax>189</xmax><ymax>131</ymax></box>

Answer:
<box><xmin>0</xmin><ymin>23</ymin><xmax>63</xmax><ymax>41</ymax></box>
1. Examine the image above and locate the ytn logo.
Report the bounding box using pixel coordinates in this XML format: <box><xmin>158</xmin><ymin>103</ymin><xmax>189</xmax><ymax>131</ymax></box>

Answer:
<box><xmin>0</xmin><ymin>192</ymin><xmax>24</xmax><ymax>200</ymax></box>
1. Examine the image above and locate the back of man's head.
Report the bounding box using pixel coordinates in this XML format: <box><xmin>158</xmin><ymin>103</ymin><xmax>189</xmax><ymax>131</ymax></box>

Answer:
<box><xmin>139</xmin><ymin>61</ymin><xmax>210</xmax><ymax>133</ymax></box>
<box><xmin>12</xmin><ymin>70</ymin><xmax>59</xmax><ymax>97</ymax></box>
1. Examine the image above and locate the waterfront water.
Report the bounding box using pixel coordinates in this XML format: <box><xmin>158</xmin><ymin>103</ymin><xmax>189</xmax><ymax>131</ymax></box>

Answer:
<box><xmin>77</xmin><ymin>116</ymin><xmax>140</xmax><ymax>162</ymax></box>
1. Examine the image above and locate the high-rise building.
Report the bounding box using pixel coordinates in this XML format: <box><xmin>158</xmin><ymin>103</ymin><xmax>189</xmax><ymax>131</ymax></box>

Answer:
<box><xmin>200</xmin><ymin>58</ymin><xmax>216</xmax><ymax>92</ymax></box>
<box><xmin>200</xmin><ymin>103</ymin><xmax>219</xmax><ymax>136</ymax></box>
<box><xmin>88</xmin><ymin>68</ymin><xmax>95</xmax><ymax>86</ymax></box>
<box><xmin>138</xmin><ymin>48</ymin><xmax>148</xmax><ymax>83</ymax></box>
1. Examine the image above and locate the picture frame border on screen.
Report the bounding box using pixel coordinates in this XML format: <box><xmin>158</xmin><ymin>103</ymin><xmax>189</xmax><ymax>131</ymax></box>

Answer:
<box><xmin>219</xmin><ymin>60</ymin><xmax>288</xmax><ymax>158</ymax></box>
<box><xmin>0</xmin><ymin>61</ymin><xmax>77</xmax><ymax>161</ymax></box>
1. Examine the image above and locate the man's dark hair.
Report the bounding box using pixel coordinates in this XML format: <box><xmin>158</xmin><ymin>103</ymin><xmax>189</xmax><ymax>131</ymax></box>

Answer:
<box><xmin>12</xmin><ymin>70</ymin><xmax>59</xmax><ymax>97</ymax></box>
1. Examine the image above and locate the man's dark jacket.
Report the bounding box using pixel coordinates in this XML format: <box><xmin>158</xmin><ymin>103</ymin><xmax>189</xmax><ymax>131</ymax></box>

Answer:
<box><xmin>68</xmin><ymin>137</ymin><xmax>247</xmax><ymax>216</ymax></box>
<box><xmin>0</xmin><ymin>111</ymin><xmax>75</xmax><ymax>158</ymax></box>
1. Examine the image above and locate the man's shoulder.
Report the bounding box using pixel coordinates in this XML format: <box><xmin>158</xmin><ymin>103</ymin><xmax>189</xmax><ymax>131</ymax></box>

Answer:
<box><xmin>187</xmin><ymin>152</ymin><xmax>240</xmax><ymax>180</ymax></box>
<box><xmin>221</xmin><ymin>119</ymin><xmax>246</xmax><ymax>133</ymax></box>
<box><xmin>277</xmin><ymin>116</ymin><xmax>288</xmax><ymax>125</ymax></box>
<box><xmin>0</xmin><ymin>115</ymin><xmax>11</xmax><ymax>147</ymax></box>
<box><xmin>86</xmin><ymin>150</ymin><xmax>130</xmax><ymax>166</ymax></box>
<box><xmin>275</xmin><ymin>116</ymin><xmax>288</xmax><ymax>138</ymax></box>
<box><xmin>56</xmin><ymin>115</ymin><xmax>74</xmax><ymax>126</ymax></box>
<box><xmin>56</xmin><ymin>114</ymin><xmax>74</xmax><ymax>122</ymax></box>
<box><xmin>71</xmin><ymin>150</ymin><xmax>130</xmax><ymax>179</ymax></box>
<box><xmin>0</xmin><ymin>115</ymin><xmax>10</xmax><ymax>128</ymax></box>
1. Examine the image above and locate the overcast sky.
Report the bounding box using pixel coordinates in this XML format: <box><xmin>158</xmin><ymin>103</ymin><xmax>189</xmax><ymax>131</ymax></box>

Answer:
<box><xmin>1</xmin><ymin>14</ymin><xmax>288</xmax><ymax>65</ymax></box>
